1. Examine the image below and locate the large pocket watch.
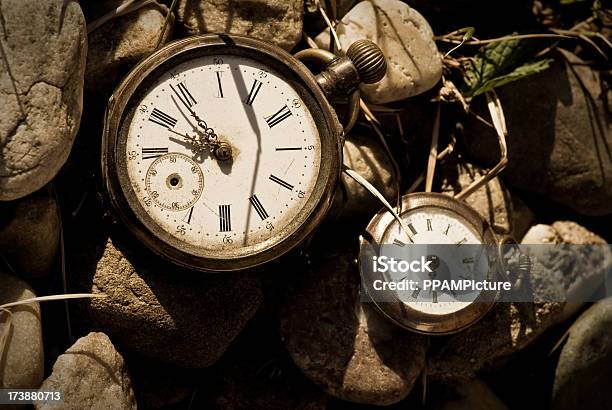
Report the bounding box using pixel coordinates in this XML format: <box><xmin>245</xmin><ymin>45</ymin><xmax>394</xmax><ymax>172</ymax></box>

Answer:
<box><xmin>102</xmin><ymin>34</ymin><xmax>386</xmax><ymax>272</ymax></box>
<box><xmin>359</xmin><ymin>103</ymin><xmax>517</xmax><ymax>335</ymax></box>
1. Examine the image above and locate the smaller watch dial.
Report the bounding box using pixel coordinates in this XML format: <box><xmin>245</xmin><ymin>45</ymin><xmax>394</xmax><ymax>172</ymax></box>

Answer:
<box><xmin>380</xmin><ymin>206</ymin><xmax>490</xmax><ymax>315</ymax></box>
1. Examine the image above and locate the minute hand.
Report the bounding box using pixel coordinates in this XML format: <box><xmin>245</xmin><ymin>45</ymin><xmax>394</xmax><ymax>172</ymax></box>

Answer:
<box><xmin>169</xmin><ymin>84</ymin><xmax>210</xmax><ymax>130</ymax></box>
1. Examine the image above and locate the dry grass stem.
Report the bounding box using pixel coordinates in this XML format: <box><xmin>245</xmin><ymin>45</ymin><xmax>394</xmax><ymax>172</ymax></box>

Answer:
<box><xmin>425</xmin><ymin>103</ymin><xmax>441</xmax><ymax>192</ymax></box>
<box><xmin>87</xmin><ymin>0</ymin><xmax>156</xmax><ymax>34</ymax></box>
<box><xmin>316</xmin><ymin>0</ymin><xmax>342</xmax><ymax>52</ymax></box>
<box><xmin>0</xmin><ymin>294</ymin><xmax>107</xmax><ymax>311</ymax></box>
<box><xmin>343</xmin><ymin>166</ymin><xmax>412</xmax><ymax>240</ymax></box>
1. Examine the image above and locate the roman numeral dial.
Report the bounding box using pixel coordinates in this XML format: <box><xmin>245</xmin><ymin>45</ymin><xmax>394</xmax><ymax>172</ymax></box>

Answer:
<box><xmin>125</xmin><ymin>53</ymin><xmax>322</xmax><ymax>257</ymax></box>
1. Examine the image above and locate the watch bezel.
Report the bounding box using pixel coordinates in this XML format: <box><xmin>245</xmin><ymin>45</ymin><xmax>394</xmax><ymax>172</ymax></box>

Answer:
<box><xmin>102</xmin><ymin>34</ymin><xmax>342</xmax><ymax>272</ymax></box>
<box><xmin>359</xmin><ymin>192</ymin><xmax>501</xmax><ymax>335</ymax></box>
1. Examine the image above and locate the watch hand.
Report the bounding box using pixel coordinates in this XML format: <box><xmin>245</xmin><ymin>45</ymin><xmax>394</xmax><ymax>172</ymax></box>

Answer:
<box><xmin>166</xmin><ymin>128</ymin><xmax>200</xmax><ymax>146</ymax></box>
<box><xmin>169</xmin><ymin>90</ymin><xmax>230</xmax><ymax>161</ymax></box>
<box><xmin>169</xmin><ymin>84</ymin><xmax>215</xmax><ymax>136</ymax></box>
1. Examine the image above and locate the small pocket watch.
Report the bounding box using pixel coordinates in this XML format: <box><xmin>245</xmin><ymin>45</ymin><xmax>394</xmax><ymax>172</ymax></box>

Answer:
<box><xmin>359</xmin><ymin>105</ymin><xmax>515</xmax><ymax>335</ymax></box>
<box><xmin>102</xmin><ymin>34</ymin><xmax>386</xmax><ymax>272</ymax></box>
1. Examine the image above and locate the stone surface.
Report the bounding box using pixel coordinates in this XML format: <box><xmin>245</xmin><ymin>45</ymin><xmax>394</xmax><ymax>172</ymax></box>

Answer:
<box><xmin>552</xmin><ymin>301</ymin><xmax>612</xmax><ymax>410</ymax></box>
<box><xmin>315</xmin><ymin>0</ymin><xmax>442</xmax><ymax>104</ymax></box>
<box><xmin>280</xmin><ymin>245</ymin><xmax>427</xmax><ymax>405</ymax></box>
<box><xmin>0</xmin><ymin>0</ymin><xmax>87</xmax><ymax>200</ymax></box>
<box><xmin>83</xmin><ymin>0</ymin><xmax>173</xmax><ymax>98</ymax></box>
<box><xmin>0</xmin><ymin>190</ymin><xmax>59</xmax><ymax>278</ymax></box>
<box><xmin>0</xmin><ymin>272</ymin><xmax>43</xmax><ymax>390</ymax></box>
<box><xmin>330</xmin><ymin>132</ymin><xmax>397</xmax><ymax>224</ymax></box>
<box><xmin>426</xmin><ymin>221</ymin><xmax>608</xmax><ymax>381</ymax></box>
<box><xmin>521</xmin><ymin>224</ymin><xmax>560</xmax><ymax>244</ymax></box>
<box><xmin>523</xmin><ymin>222</ymin><xmax>609</xmax><ymax>323</ymax></box>
<box><xmin>72</xmin><ymin>234</ymin><xmax>263</xmax><ymax>368</ymax></box>
<box><xmin>440</xmin><ymin>161</ymin><xmax>513</xmax><ymax>236</ymax></box>
<box><xmin>37</xmin><ymin>332</ymin><xmax>136</xmax><ymax>410</ymax></box>
<box><xmin>437</xmin><ymin>379</ymin><xmax>508</xmax><ymax>410</ymax></box>
<box><xmin>177</xmin><ymin>0</ymin><xmax>304</xmax><ymax>51</ymax></box>
<box><xmin>428</xmin><ymin>301</ymin><xmax>564</xmax><ymax>381</ymax></box>
<box><xmin>464</xmin><ymin>50</ymin><xmax>612</xmax><ymax>216</ymax></box>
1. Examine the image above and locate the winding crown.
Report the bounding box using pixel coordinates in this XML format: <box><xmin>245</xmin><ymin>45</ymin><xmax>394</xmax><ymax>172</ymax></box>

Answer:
<box><xmin>346</xmin><ymin>39</ymin><xmax>387</xmax><ymax>84</ymax></box>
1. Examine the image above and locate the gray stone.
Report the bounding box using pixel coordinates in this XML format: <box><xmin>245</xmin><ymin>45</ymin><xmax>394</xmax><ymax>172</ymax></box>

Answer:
<box><xmin>428</xmin><ymin>301</ymin><xmax>563</xmax><ymax>381</ymax></box>
<box><xmin>438</xmin><ymin>379</ymin><xmax>508</xmax><ymax>410</ymax></box>
<box><xmin>552</xmin><ymin>301</ymin><xmax>612</xmax><ymax>410</ymax></box>
<box><xmin>177</xmin><ymin>0</ymin><xmax>304</xmax><ymax>51</ymax></box>
<box><xmin>37</xmin><ymin>332</ymin><xmax>136</xmax><ymax>410</ymax></box>
<box><xmin>280</xmin><ymin>245</ymin><xmax>427</xmax><ymax>405</ymax></box>
<box><xmin>315</xmin><ymin>0</ymin><xmax>442</xmax><ymax>103</ymax></box>
<box><xmin>83</xmin><ymin>0</ymin><xmax>173</xmax><ymax>97</ymax></box>
<box><xmin>329</xmin><ymin>132</ymin><xmax>397</xmax><ymax>224</ymax></box>
<box><xmin>0</xmin><ymin>272</ymin><xmax>43</xmax><ymax>390</ymax></box>
<box><xmin>0</xmin><ymin>191</ymin><xmax>59</xmax><ymax>278</ymax></box>
<box><xmin>464</xmin><ymin>50</ymin><xmax>612</xmax><ymax>216</ymax></box>
<box><xmin>73</xmin><ymin>235</ymin><xmax>263</xmax><ymax>368</ymax></box>
<box><xmin>521</xmin><ymin>224</ymin><xmax>560</xmax><ymax>244</ymax></box>
<box><xmin>429</xmin><ymin>220</ymin><xmax>609</xmax><ymax>381</ymax></box>
<box><xmin>522</xmin><ymin>221</ymin><xmax>609</xmax><ymax>323</ymax></box>
<box><xmin>440</xmin><ymin>161</ymin><xmax>513</xmax><ymax>236</ymax></box>
<box><xmin>0</xmin><ymin>0</ymin><xmax>87</xmax><ymax>200</ymax></box>
<box><xmin>428</xmin><ymin>221</ymin><xmax>609</xmax><ymax>380</ymax></box>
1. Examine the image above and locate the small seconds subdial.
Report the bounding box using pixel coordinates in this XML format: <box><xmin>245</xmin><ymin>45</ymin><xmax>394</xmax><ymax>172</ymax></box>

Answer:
<box><xmin>144</xmin><ymin>153</ymin><xmax>204</xmax><ymax>211</ymax></box>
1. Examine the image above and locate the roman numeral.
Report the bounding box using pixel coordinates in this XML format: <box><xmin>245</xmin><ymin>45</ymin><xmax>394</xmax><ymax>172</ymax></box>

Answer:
<box><xmin>412</xmin><ymin>287</ymin><xmax>421</xmax><ymax>299</ymax></box>
<box><xmin>215</xmin><ymin>72</ymin><xmax>224</xmax><ymax>98</ymax></box>
<box><xmin>219</xmin><ymin>204</ymin><xmax>231</xmax><ymax>232</ymax></box>
<box><xmin>249</xmin><ymin>195</ymin><xmax>269</xmax><ymax>220</ymax></box>
<box><xmin>443</xmin><ymin>224</ymin><xmax>451</xmax><ymax>235</ymax></box>
<box><xmin>244</xmin><ymin>79</ymin><xmax>262</xmax><ymax>106</ymax></box>
<box><xmin>142</xmin><ymin>147</ymin><xmax>168</xmax><ymax>159</ymax></box>
<box><xmin>462</xmin><ymin>257</ymin><xmax>475</xmax><ymax>264</ymax></box>
<box><xmin>432</xmin><ymin>291</ymin><xmax>438</xmax><ymax>303</ymax></box>
<box><xmin>456</xmin><ymin>238</ymin><xmax>467</xmax><ymax>246</ymax></box>
<box><xmin>275</xmin><ymin>147</ymin><xmax>302</xmax><ymax>151</ymax></box>
<box><xmin>269</xmin><ymin>174</ymin><xmax>294</xmax><ymax>191</ymax></box>
<box><xmin>182</xmin><ymin>207</ymin><xmax>194</xmax><ymax>224</ymax></box>
<box><xmin>393</xmin><ymin>239</ymin><xmax>406</xmax><ymax>247</ymax></box>
<box><xmin>149</xmin><ymin>108</ymin><xmax>177</xmax><ymax>129</ymax></box>
<box><xmin>170</xmin><ymin>82</ymin><xmax>197</xmax><ymax>109</ymax></box>
<box><xmin>426</xmin><ymin>219</ymin><xmax>433</xmax><ymax>231</ymax></box>
<box><xmin>407</xmin><ymin>223</ymin><xmax>417</xmax><ymax>235</ymax></box>
<box><xmin>264</xmin><ymin>105</ymin><xmax>292</xmax><ymax>128</ymax></box>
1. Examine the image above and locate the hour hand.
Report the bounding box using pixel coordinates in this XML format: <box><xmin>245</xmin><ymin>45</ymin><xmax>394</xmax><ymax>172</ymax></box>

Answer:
<box><xmin>166</xmin><ymin>128</ymin><xmax>206</xmax><ymax>152</ymax></box>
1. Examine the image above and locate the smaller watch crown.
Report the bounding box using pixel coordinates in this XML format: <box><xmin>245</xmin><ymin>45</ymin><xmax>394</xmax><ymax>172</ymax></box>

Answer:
<box><xmin>346</xmin><ymin>40</ymin><xmax>387</xmax><ymax>84</ymax></box>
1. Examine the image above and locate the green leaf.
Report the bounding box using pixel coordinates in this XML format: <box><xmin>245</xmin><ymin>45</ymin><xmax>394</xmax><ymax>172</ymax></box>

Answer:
<box><xmin>462</xmin><ymin>37</ymin><xmax>553</xmax><ymax>98</ymax></box>
<box><xmin>470</xmin><ymin>59</ymin><xmax>553</xmax><ymax>97</ymax></box>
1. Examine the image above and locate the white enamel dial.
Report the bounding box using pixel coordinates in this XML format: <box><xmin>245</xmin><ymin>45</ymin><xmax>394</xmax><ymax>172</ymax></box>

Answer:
<box><xmin>124</xmin><ymin>54</ymin><xmax>321</xmax><ymax>257</ymax></box>
<box><xmin>381</xmin><ymin>206</ymin><xmax>490</xmax><ymax>315</ymax></box>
